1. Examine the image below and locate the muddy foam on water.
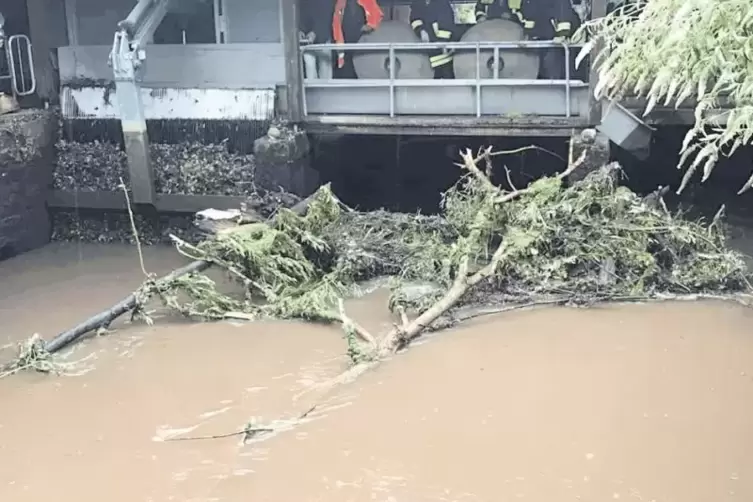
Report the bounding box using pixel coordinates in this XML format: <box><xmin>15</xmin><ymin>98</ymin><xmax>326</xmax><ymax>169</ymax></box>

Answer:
<box><xmin>1</xmin><ymin>244</ymin><xmax>753</xmax><ymax>501</ymax></box>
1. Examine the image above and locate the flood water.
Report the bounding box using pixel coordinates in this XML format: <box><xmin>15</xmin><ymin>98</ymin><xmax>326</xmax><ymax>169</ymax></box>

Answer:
<box><xmin>2</xmin><ymin>243</ymin><xmax>753</xmax><ymax>501</ymax></box>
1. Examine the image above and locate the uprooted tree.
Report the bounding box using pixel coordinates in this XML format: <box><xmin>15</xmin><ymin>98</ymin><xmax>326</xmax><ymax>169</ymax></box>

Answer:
<box><xmin>578</xmin><ymin>0</ymin><xmax>753</xmax><ymax>193</ymax></box>
<box><xmin>8</xmin><ymin>136</ymin><xmax>749</xmax><ymax>379</ymax></box>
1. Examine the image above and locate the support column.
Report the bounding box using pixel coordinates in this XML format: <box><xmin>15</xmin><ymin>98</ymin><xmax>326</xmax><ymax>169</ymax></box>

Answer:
<box><xmin>26</xmin><ymin>0</ymin><xmax>69</xmax><ymax>102</ymax></box>
<box><xmin>279</xmin><ymin>0</ymin><xmax>303</xmax><ymax>122</ymax></box>
<box><xmin>115</xmin><ymin>78</ymin><xmax>155</xmax><ymax>205</ymax></box>
<box><xmin>63</xmin><ymin>0</ymin><xmax>79</xmax><ymax>45</ymax></box>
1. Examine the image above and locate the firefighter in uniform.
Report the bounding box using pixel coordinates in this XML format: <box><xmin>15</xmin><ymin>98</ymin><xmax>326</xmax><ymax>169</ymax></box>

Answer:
<box><xmin>475</xmin><ymin>0</ymin><xmax>535</xmax><ymax>30</ymax></box>
<box><xmin>409</xmin><ymin>0</ymin><xmax>456</xmax><ymax>79</ymax></box>
<box><xmin>474</xmin><ymin>0</ymin><xmax>580</xmax><ymax>79</ymax></box>
<box><xmin>300</xmin><ymin>0</ymin><xmax>335</xmax><ymax>79</ymax></box>
<box><xmin>333</xmin><ymin>0</ymin><xmax>384</xmax><ymax>73</ymax></box>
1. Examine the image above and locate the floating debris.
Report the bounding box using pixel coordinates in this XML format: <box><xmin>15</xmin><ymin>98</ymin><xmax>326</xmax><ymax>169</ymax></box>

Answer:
<box><xmin>151</xmin><ymin>142</ymin><xmax>255</xmax><ymax>195</ymax></box>
<box><xmin>54</xmin><ymin>140</ymin><xmax>128</xmax><ymax>192</ymax></box>
<box><xmin>51</xmin><ymin>210</ymin><xmax>203</xmax><ymax>245</ymax></box>
<box><xmin>160</xmin><ymin>163</ymin><xmax>749</xmax><ymax>327</ymax></box>
<box><xmin>53</xmin><ymin>140</ymin><xmax>256</xmax><ymax>195</ymax></box>
<box><xmin>50</xmin><ymin>188</ymin><xmax>302</xmax><ymax>245</ymax></box>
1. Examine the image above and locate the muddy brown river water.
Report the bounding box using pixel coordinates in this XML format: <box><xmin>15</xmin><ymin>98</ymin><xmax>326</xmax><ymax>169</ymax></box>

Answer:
<box><xmin>2</xmin><ymin>243</ymin><xmax>753</xmax><ymax>501</ymax></box>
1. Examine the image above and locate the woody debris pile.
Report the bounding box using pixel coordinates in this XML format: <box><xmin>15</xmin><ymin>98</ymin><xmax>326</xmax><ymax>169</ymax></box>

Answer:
<box><xmin>22</xmin><ymin>134</ymin><xmax>750</xmax><ymax>371</ymax></box>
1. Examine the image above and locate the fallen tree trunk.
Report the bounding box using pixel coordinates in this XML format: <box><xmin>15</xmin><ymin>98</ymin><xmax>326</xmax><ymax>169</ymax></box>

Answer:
<box><xmin>44</xmin><ymin>189</ymin><xmax>332</xmax><ymax>354</ymax></box>
<box><xmin>44</xmin><ymin>259</ymin><xmax>210</xmax><ymax>353</ymax></box>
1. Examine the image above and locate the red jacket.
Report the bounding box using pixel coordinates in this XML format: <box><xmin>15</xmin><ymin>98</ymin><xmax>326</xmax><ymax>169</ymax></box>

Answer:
<box><xmin>333</xmin><ymin>0</ymin><xmax>384</xmax><ymax>67</ymax></box>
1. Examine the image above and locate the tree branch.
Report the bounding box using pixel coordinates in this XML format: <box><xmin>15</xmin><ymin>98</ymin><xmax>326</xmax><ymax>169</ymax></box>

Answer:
<box><xmin>377</xmin><ymin>142</ymin><xmax>588</xmax><ymax>354</ymax></box>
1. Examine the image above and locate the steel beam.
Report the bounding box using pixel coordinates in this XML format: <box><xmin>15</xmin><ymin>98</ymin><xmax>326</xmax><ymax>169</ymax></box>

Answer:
<box><xmin>63</xmin><ymin>0</ymin><xmax>79</xmax><ymax>46</ymax></box>
<box><xmin>588</xmin><ymin>0</ymin><xmax>609</xmax><ymax>126</ymax></box>
<box><xmin>118</xmin><ymin>78</ymin><xmax>155</xmax><ymax>205</ymax></box>
<box><xmin>279</xmin><ymin>0</ymin><xmax>303</xmax><ymax>122</ymax></box>
<box><xmin>49</xmin><ymin>190</ymin><xmax>248</xmax><ymax>213</ymax></box>
<box><xmin>109</xmin><ymin>0</ymin><xmax>169</xmax><ymax>206</ymax></box>
<box><xmin>303</xmin><ymin>114</ymin><xmax>590</xmax><ymax>137</ymax></box>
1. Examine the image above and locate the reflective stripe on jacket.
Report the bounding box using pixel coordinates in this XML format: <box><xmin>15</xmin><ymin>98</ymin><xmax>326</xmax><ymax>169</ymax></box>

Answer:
<box><xmin>544</xmin><ymin>0</ymin><xmax>580</xmax><ymax>39</ymax></box>
<box><xmin>410</xmin><ymin>0</ymin><xmax>455</xmax><ymax>41</ymax></box>
<box><xmin>410</xmin><ymin>0</ymin><xmax>455</xmax><ymax>68</ymax></box>
<box><xmin>333</xmin><ymin>0</ymin><xmax>384</xmax><ymax>67</ymax></box>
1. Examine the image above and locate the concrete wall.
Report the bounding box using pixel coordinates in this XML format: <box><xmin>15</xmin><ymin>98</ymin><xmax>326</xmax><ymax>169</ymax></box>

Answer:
<box><xmin>58</xmin><ymin>43</ymin><xmax>285</xmax><ymax>87</ymax></box>
<box><xmin>70</xmin><ymin>0</ymin><xmax>134</xmax><ymax>45</ymax></box>
<box><xmin>0</xmin><ymin>0</ymin><xmax>30</xmax><ymax>35</ymax></box>
<box><xmin>224</xmin><ymin>0</ymin><xmax>281</xmax><ymax>43</ymax></box>
<box><xmin>62</xmin><ymin>0</ymin><xmax>283</xmax><ymax>45</ymax></box>
<box><xmin>26</xmin><ymin>0</ymin><xmax>69</xmax><ymax>100</ymax></box>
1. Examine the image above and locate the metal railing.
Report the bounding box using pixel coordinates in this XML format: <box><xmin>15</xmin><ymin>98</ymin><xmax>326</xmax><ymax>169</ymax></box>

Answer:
<box><xmin>300</xmin><ymin>40</ymin><xmax>584</xmax><ymax>118</ymax></box>
<box><xmin>0</xmin><ymin>34</ymin><xmax>36</xmax><ymax>96</ymax></box>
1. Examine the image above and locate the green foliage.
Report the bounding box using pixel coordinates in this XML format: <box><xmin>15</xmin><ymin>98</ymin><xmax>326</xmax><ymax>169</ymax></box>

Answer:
<box><xmin>158</xmin><ymin>163</ymin><xmax>749</xmax><ymax>335</ymax></box>
<box><xmin>0</xmin><ymin>334</ymin><xmax>92</xmax><ymax>378</ymax></box>
<box><xmin>482</xmin><ymin>166</ymin><xmax>747</xmax><ymax>295</ymax></box>
<box><xmin>579</xmin><ymin>0</ymin><xmax>753</xmax><ymax>192</ymax></box>
<box><xmin>343</xmin><ymin>323</ymin><xmax>375</xmax><ymax>364</ymax></box>
<box><xmin>157</xmin><ymin>273</ymin><xmax>244</xmax><ymax>319</ymax></box>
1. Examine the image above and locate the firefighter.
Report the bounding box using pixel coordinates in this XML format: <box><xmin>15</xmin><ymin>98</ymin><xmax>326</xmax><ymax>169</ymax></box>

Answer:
<box><xmin>0</xmin><ymin>11</ymin><xmax>10</xmax><ymax>96</ymax></box>
<box><xmin>300</xmin><ymin>0</ymin><xmax>335</xmax><ymax>79</ymax></box>
<box><xmin>333</xmin><ymin>0</ymin><xmax>384</xmax><ymax>72</ymax></box>
<box><xmin>410</xmin><ymin>0</ymin><xmax>456</xmax><ymax>79</ymax></box>
<box><xmin>541</xmin><ymin>0</ymin><xmax>581</xmax><ymax>43</ymax></box>
<box><xmin>536</xmin><ymin>0</ymin><xmax>582</xmax><ymax>80</ymax></box>
<box><xmin>474</xmin><ymin>0</ymin><xmax>580</xmax><ymax>79</ymax></box>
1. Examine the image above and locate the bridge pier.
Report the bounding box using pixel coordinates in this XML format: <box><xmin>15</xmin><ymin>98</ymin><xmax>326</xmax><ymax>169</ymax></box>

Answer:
<box><xmin>0</xmin><ymin>109</ymin><xmax>56</xmax><ymax>259</ymax></box>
